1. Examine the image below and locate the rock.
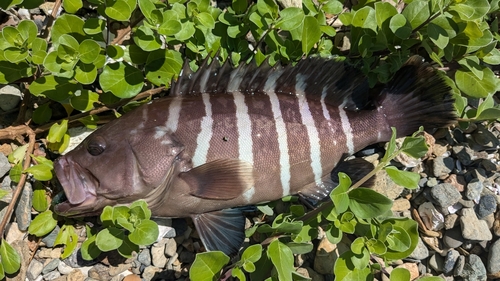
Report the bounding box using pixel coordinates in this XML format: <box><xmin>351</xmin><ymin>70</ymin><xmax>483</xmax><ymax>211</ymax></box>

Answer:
<box><xmin>454</xmin><ymin>255</ymin><xmax>465</xmax><ymax>276</ymax></box>
<box><xmin>443</xmin><ymin>227</ymin><xmax>464</xmax><ymax>249</ymax></box>
<box><xmin>42</xmin><ymin>225</ymin><xmax>60</xmax><ymax>248</ymax></box>
<box><xmin>466</xmin><ymin>178</ymin><xmax>484</xmax><ymax>201</ymax></box>
<box><xmin>460</xmin><ymin>208</ymin><xmax>492</xmax><ymax>241</ymax></box>
<box><xmin>373</xmin><ymin>170</ymin><xmax>404</xmax><ymax>200</ymax></box>
<box><xmin>430</xmin><ymin>183</ymin><xmax>461</xmax><ymax>208</ymax></box>
<box><xmin>151</xmin><ymin>241</ymin><xmax>167</xmax><ymax>268</ymax></box>
<box><xmin>494</xmin><ymin>212</ymin><xmax>500</xmax><ymax>237</ymax></box>
<box><xmin>137</xmin><ymin>248</ymin><xmax>151</xmax><ymax>266</ymax></box>
<box><xmin>428</xmin><ymin>253</ymin><xmax>444</xmax><ymax>273</ymax></box>
<box><xmin>5</xmin><ymin>222</ymin><xmax>25</xmax><ymax>244</ymax></box>
<box><xmin>0</xmin><ymin>84</ymin><xmax>22</xmax><ymax>111</ymax></box>
<box><xmin>418</xmin><ymin>202</ymin><xmax>444</xmax><ymax>231</ymax></box>
<box><xmin>396</xmin><ymin>263</ymin><xmax>419</xmax><ymax>280</ymax></box>
<box><xmin>476</xmin><ymin>194</ymin><xmax>497</xmax><ymax>219</ymax></box>
<box><xmin>109</xmin><ymin>263</ymin><xmax>130</xmax><ymax>276</ymax></box>
<box><xmin>408</xmin><ymin>237</ymin><xmax>429</xmax><ymax>260</ymax></box>
<box><xmin>43</xmin><ymin>270</ymin><xmax>61</xmax><ymax>280</ymax></box>
<box><xmin>452</xmin><ymin>145</ymin><xmax>474</xmax><ymax>166</ymax></box>
<box><xmin>0</xmin><ymin>154</ymin><xmax>10</xmax><ymax>178</ymax></box>
<box><xmin>432</xmin><ymin>156</ymin><xmax>455</xmax><ymax>179</ymax></box>
<box><xmin>392</xmin><ymin>198</ymin><xmax>410</xmax><ymax>212</ymax></box>
<box><xmin>178</xmin><ymin>250</ymin><xmax>195</xmax><ymax>263</ymax></box>
<box><xmin>458</xmin><ymin>198</ymin><xmax>475</xmax><ymax>208</ymax></box>
<box><xmin>27</xmin><ymin>259</ymin><xmax>44</xmax><ymax>281</ymax></box>
<box><xmin>443</xmin><ymin>249</ymin><xmax>459</xmax><ymax>275</ymax></box>
<box><xmin>123</xmin><ymin>274</ymin><xmax>141</xmax><ymax>281</ymax></box>
<box><xmin>42</xmin><ymin>259</ymin><xmax>60</xmax><ymax>275</ymax></box>
<box><xmin>444</xmin><ymin>174</ymin><xmax>466</xmax><ymax>192</ymax></box>
<box><xmin>314</xmin><ymin>237</ymin><xmax>349</xmax><ymax>274</ymax></box>
<box><xmin>14</xmin><ymin>181</ymin><xmax>32</xmax><ymax>231</ymax></box>
<box><xmin>142</xmin><ymin>266</ymin><xmax>162</xmax><ymax>281</ymax></box>
<box><xmin>58</xmin><ymin>260</ymin><xmax>74</xmax><ymax>275</ymax></box>
<box><xmin>88</xmin><ymin>263</ymin><xmax>111</xmax><ymax>280</ymax></box>
<box><xmin>469</xmin><ymin>125</ymin><xmax>500</xmax><ymax>150</ymax></box>
<box><xmin>38</xmin><ymin>248</ymin><xmax>62</xmax><ymax>259</ymax></box>
<box><xmin>460</xmin><ymin>254</ymin><xmax>487</xmax><ymax>281</ymax></box>
<box><xmin>487</xmin><ymin>239</ymin><xmax>500</xmax><ymax>274</ymax></box>
<box><xmin>426</xmin><ymin>177</ymin><xmax>438</xmax><ymax>187</ymax></box>
<box><xmin>9</xmin><ymin>239</ymin><xmax>30</xmax><ymax>281</ymax></box>
<box><xmin>444</xmin><ymin>214</ymin><xmax>458</xmax><ymax>229</ymax></box>
<box><xmin>67</xmin><ymin>269</ymin><xmax>85</xmax><ymax>281</ymax></box>
<box><xmin>164</xmin><ymin>238</ymin><xmax>177</xmax><ymax>257</ymax></box>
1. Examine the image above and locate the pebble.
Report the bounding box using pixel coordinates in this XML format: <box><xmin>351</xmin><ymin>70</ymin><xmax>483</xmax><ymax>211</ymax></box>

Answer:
<box><xmin>57</xmin><ymin>261</ymin><xmax>73</xmax><ymax>275</ymax></box>
<box><xmin>0</xmin><ymin>154</ymin><xmax>10</xmax><ymax>178</ymax></box>
<box><xmin>444</xmin><ymin>214</ymin><xmax>458</xmax><ymax>229</ymax></box>
<box><xmin>67</xmin><ymin>269</ymin><xmax>85</xmax><ymax>281</ymax></box>
<box><xmin>418</xmin><ymin>202</ymin><xmax>444</xmax><ymax>231</ymax></box>
<box><xmin>408</xmin><ymin>238</ymin><xmax>429</xmax><ymax>260</ymax></box>
<box><xmin>88</xmin><ymin>263</ymin><xmax>111</xmax><ymax>280</ymax></box>
<box><xmin>27</xmin><ymin>259</ymin><xmax>44</xmax><ymax>281</ymax></box>
<box><xmin>109</xmin><ymin>263</ymin><xmax>130</xmax><ymax>276</ymax></box>
<box><xmin>137</xmin><ymin>248</ymin><xmax>151</xmax><ymax>267</ymax></box>
<box><xmin>476</xmin><ymin>194</ymin><xmax>497</xmax><ymax>219</ymax></box>
<box><xmin>460</xmin><ymin>254</ymin><xmax>487</xmax><ymax>281</ymax></box>
<box><xmin>454</xmin><ymin>255</ymin><xmax>465</xmax><ymax>276</ymax></box>
<box><xmin>0</xmin><ymin>84</ymin><xmax>22</xmax><ymax>111</ymax></box>
<box><xmin>15</xmin><ymin>181</ymin><xmax>32</xmax><ymax>231</ymax></box>
<box><xmin>460</xmin><ymin>208</ymin><xmax>492</xmax><ymax>241</ymax></box>
<box><xmin>164</xmin><ymin>238</ymin><xmax>177</xmax><ymax>257</ymax></box>
<box><xmin>42</xmin><ymin>225</ymin><xmax>60</xmax><ymax>248</ymax></box>
<box><xmin>43</xmin><ymin>270</ymin><xmax>61</xmax><ymax>280</ymax></box>
<box><xmin>38</xmin><ymin>248</ymin><xmax>62</xmax><ymax>259</ymax></box>
<box><xmin>142</xmin><ymin>266</ymin><xmax>162</xmax><ymax>281</ymax></box>
<box><xmin>42</xmin><ymin>259</ymin><xmax>60</xmax><ymax>275</ymax></box>
<box><xmin>432</xmin><ymin>156</ymin><xmax>455</xmax><ymax>179</ymax></box>
<box><xmin>444</xmin><ymin>174</ymin><xmax>466</xmax><ymax>192</ymax></box>
<box><xmin>487</xmin><ymin>239</ymin><xmax>500</xmax><ymax>274</ymax></box>
<box><xmin>151</xmin><ymin>241</ymin><xmax>167</xmax><ymax>268</ymax></box>
<box><xmin>123</xmin><ymin>274</ymin><xmax>142</xmax><ymax>281</ymax></box>
<box><xmin>443</xmin><ymin>249</ymin><xmax>459</xmax><ymax>275</ymax></box>
<box><xmin>426</xmin><ymin>177</ymin><xmax>438</xmax><ymax>187</ymax></box>
<box><xmin>428</xmin><ymin>253</ymin><xmax>444</xmax><ymax>273</ymax></box>
<box><xmin>392</xmin><ymin>198</ymin><xmax>410</xmax><ymax>212</ymax></box>
<box><xmin>452</xmin><ymin>145</ymin><xmax>474</xmax><ymax>166</ymax></box>
<box><xmin>6</xmin><ymin>222</ymin><xmax>24</xmax><ymax>244</ymax></box>
<box><xmin>443</xmin><ymin>227</ymin><xmax>464</xmax><ymax>249</ymax></box>
<box><xmin>430</xmin><ymin>183</ymin><xmax>461</xmax><ymax>208</ymax></box>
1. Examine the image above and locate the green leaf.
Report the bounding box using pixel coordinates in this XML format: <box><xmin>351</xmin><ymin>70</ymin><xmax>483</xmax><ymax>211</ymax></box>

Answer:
<box><xmin>352</xmin><ymin>6</ymin><xmax>377</xmax><ymax>33</ymax></box>
<box><xmin>129</xmin><ymin>220</ymin><xmax>159</xmax><ymax>246</ymax></box>
<box><xmin>81</xmin><ymin>233</ymin><xmax>101</xmax><ymax>260</ymax></box>
<box><xmin>47</xmin><ymin>120</ymin><xmax>68</xmax><ymax>143</ymax></box>
<box><xmin>83</xmin><ymin>18</ymin><xmax>106</xmax><ymax>35</ymax></box>
<box><xmin>427</xmin><ymin>23</ymin><xmax>449</xmax><ymax>49</ymax></box>
<box><xmin>33</xmin><ymin>182</ymin><xmax>49</xmax><ymax>212</ymax></box>
<box><xmin>257</xmin><ymin>0</ymin><xmax>279</xmax><ymax>19</ymax></box>
<box><xmin>330</xmin><ymin>172</ymin><xmax>350</xmax><ymax>213</ymax></box>
<box><xmin>375</xmin><ymin>2</ymin><xmax>397</xmax><ymax>28</ymax></box>
<box><xmin>138</xmin><ymin>0</ymin><xmax>156</xmax><ymax>21</ymax></box>
<box><xmin>385</xmin><ymin>166</ymin><xmax>420</xmax><ymax>189</ymax></box>
<box><xmin>322</xmin><ymin>0</ymin><xmax>343</xmax><ymax>15</ymax></box>
<box><xmin>0</xmin><ymin>61</ymin><xmax>34</xmax><ymax>84</ymax></box>
<box><xmin>4</xmin><ymin>47</ymin><xmax>28</xmax><ymax>63</ymax></box>
<box><xmin>24</xmin><ymin>164</ymin><xmax>53</xmax><ymax>181</ymax></box>
<box><xmin>475</xmin><ymin>108</ymin><xmax>500</xmax><ymax>120</ymax></box>
<box><xmin>381</xmin><ymin>127</ymin><xmax>397</xmax><ymax>163</ymax></box>
<box><xmin>348</xmin><ymin>188</ymin><xmax>393</xmax><ymax>219</ymax></box>
<box><xmin>134</xmin><ymin>25</ymin><xmax>162</xmax><ymax>52</ymax></box>
<box><xmin>130</xmin><ymin>200</ymin><xmax>152</xmax><ymax>220</ymax></box>
<box><xmin>386</xmin><ymin>225</ymin><xmax>411</xmax><ymax>252</ymax></box>
<box><xmin>78</xmin><ymin>39</ymin><xmax>100</xmax><ymax>64</ymax></box>
<box><xmin>32</xmin><ymin>50</ymin><xmax>47</xmax><ymax>65</ymax></box>
<box><xmin>175</xmin><ymin>21</ymin><xmax>196</xmax><ymax>41</ymax></box>
<box><xmin>96</xmin><ymin>227</ymin><xmax>124</xmax><ymax>251</ymax></box>
<box><xmin>0</xmin><ymin>0</ymin><xmax>22</xmax><ymax>9</ymax></box>
<box><xmin>54</xmin><ymin>225</ymin><xmax>78</xmax><ymax>259</ymax></box>
<box><xmin>145</xmin><ymin>49</ymin><xmax>183</xmax><ymax>86</ymax></box>
<box><xmin>275</xmin><ymin>8</ymin><xmax>304</xmax><ymax>31</ymax></box>
<box><xmin>190</xmin><ymin>251</ymin><xmax>230</xmax><ymax>281</ymax></box>
<box><xmin>449</xmin><ymin>0</ymin><xmax>489</xmax><ymax>21</ymax></box>
<box><xmin>334</xmin><ymin>251</ymin><xmax>373</xmax><ymax>281</ymax></box>
<box><xmin>0</xmin><ymin>261</ymin><xmax>4</xmax><ymax>280</ymax></box>
<box><xmin>2</xmin><ymin>26</ymin><xmax>22</xmax><ymax>47</ymax></box>
<box><xmin>118</xmin><ymin>236</ymin><xmax>140</xmax><ymax>258</ymax></box>
<box><xmin>482</xmin><ymin>48</ymin><xmax>500</xmax><ymax>65</ymax></box>
<box><xmin>18</xmin><ymin>20</ymin><xmax>37</xmax><ymax>44</ymax></box>
<box><xmin>28</xmin><ymin>210</ymin><xmax>58</xmax><ymax>237</ymax></box>
<box><xmin>401</xmin><ymin>136</ymin><xmax>428</xmax><ymax>159</ymax></box>
<box><xmin>196</xmin><ymin>12</ymin><xmax>216</xmax><ymax>29</ymax></box>
<box><xmin>9</xmin><ymin>162</ymin><xmax>22</xmax><ymax>183</ymax></box>
<box><xmin>402</xmin><ymin>0</ymin><xmax>430</xmax><ymax>29</ymax></box>
<box><xmin>366</xmin><ymin>238</ymin><xmax>386</xmax><ymax>255</ymax></box>
<box><xmin>0</xmin><ymin>190</ymin><xmax>10</xmax><ymax>200</ymax></box>
<box><xmin>232</xmin><ymin>0</ymin><xmax>248</xmax><ymax>14</ymax></box>
<box><xmin>268</xmin><ymin>240</ymin><xmax>293</xmax><ymax>281</ymax></box>
<box><xmin>0</xmin><ymin>239</ymin><xmax>21</xmax><ymax>275</ymax></box>
<box><xmin>30</xmin><ymin>75</ymin><xmax>82</xmax><ymax>101</ymax></box>
<box><xmin>8</xmin><ymin>144</ymin><xmax>27</xmax><ymax>164</ymax></box>
<box><xmin>31</xmin><ymin>37</ymin><xmax>47</xmax><ymax>53</ymax></box>
<box><xmin>158</xmin><ymin>20</ymin><xmax>182</xmax><ymax>36</ymax></box>
<box><xmin>100</xmin><ymin>62</ymin><xmax>144</xmax><ymax>98</ymax></box>
<box><xmin>302</xmin><ymin>16</ymin><xmax>321</xmax><ymax>55</ymax></box>
<box><xmin>63</xmin><ymin>0</ymin><xmax>83</xmax><ymax>13</ymax></box>
<box><xmin>286</xmin><ymin>242</ymin><xmax>313</xmax><ymax>255</ymax></box>
<box><xmin>232</xmin><ymin>267</ymin><xmax>246</xmax><ymax>280</ymax></box>
<box><xmin>105</xmin><ymin>0</ymin><xmax>133</xmax><ymax>21</ymax></box>
<box><xmin>389</xmin><ymin>14</ymin><xmax>412</xmax><ymax>39</ymax></box>
<box><xmin>241</xmin><ymin>244</ymin><xmax>262</xmax><ymax>263</ymax></box>
<box><xmin>390</xmin><ymin>268</ymin><xmax>411</xmax><ymax>281</ymax></box>
<box><xmin>257</xmin><ymin>205</ymin><xmax>274</xmax><ymax>216</ymax></box>
<box><xmin>106</xmin><ymin>45</ymin><xmax>125</xmax><ymax>60</ymax></box>
<box><xmin>70</xmin><ymin>90</ymin><xmax>99</xmax><ymax>111</ymax></box>
<box><xmin>351</xmin><ymin>237</ymin><xmax>365</xmax><ymax>255</ymax></box>
<box><xmin>326</xmin><ymin>223</ymin><xmax>342</xmax><ymax>244</ymax></box>
<box><xmin>381</xmin><ymin>218</ymin><xmax>418</xmax><ymax>260</ymax></box>
<box><xmin>455</xmin><ymin>67</ymin><xmax>497</xmax><ymax>98</ymax></box>
<box><xmin>75</xmin><ymin>62</ymin><xmax>98</xmax><ymax>85</ymax></box>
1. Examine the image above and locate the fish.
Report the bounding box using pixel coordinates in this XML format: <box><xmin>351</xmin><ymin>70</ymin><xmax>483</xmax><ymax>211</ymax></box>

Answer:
<box><xmin>53</xmin><ymin>55</ymin><xmax>456</xmax><ymax>254</ymax></box>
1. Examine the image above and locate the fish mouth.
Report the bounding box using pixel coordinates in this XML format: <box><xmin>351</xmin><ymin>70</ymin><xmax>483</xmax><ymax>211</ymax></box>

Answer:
<box><xmin>53</xmin><ymin>157</ymin><xmax>100</xmax><ymax>217</ymax></box>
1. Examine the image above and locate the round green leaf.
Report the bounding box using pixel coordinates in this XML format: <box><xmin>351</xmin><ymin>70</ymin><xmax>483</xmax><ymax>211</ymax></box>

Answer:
<box><xmin>133</xmin><ymin>25</ymin><xmax>162</xmax><ymax>52</ymax></box>
<box><xmin>385</xmin><ymin>166</ymin><xmax>420</xmax><ymax>189</ymax></box>
<box><xmin>96</xmin><ymin>227</ymin><xmax>124</xmax><ymax>251</ymax></box>
<box><xmin>352</xmin><ymin>6</ymin><xmax>377</xmax><ymax>32</ymax></box>
<box><xmin>100</xmin><ymin>62</ymin><xmax>144</xmax><ymax>98</ymax></box>
<box><xmin>348</xmin><ymin>188</ymin><xmax>393</xmax><ymax>219</ymax></box>
<box><xmin>175</xmin><ymin>21</ymin><xmax>196</xmax><ymax>41</ymax></box>
<box><xmin>105</xmin><ymin>0</ymin><xmax>133</xmax><ymax>21</ymax></box>
<box><xmin>32</xmin><ymin>103</ymin><xmax>52</xmax><ymax>124</ymax></box>
<box><xmin>33</xmin><ymin>182</ymin><xmax>49</xmax><ymax>212</ymax></box>
<box><xmin>81</xmin><ymin>235</ymin><xmax>102</xmax><ymax>261</ymax></box>
<box><xmin>75</xmin><ymin>62</ymin><xmax>98</xmax><ymax>85</ymax></box>
<box><xmin>375</xmin><ymin>2</ymin><xmax>397</xmax><ymax>28</ymax></box>
<box><xmin>275</xmin><ymin>7</ymin><xmax>304</xmax><ymax>31</ymax></box>
<box><xmin>30</xmin><ymin>75</ymin><xmax>82</xmax><ymax>101</ymax></box>
<box><xmin>449</xmin><ymin>0</ymin><xmax>489</xmax><ymax>21</ymax></box>
<box><xmin>322</xmin><ymin>0</ymin><xmax>343</xmax><ymax>14</ymax></box>
<box><xmin>47</xmin><ymin>119</ymin><xmax>68</xmax><ymax>143</ymax></box>
<box><xmin>390</xmin><ymin>14</ymin><xmax>411</xmax><ymax>39</ymax></box>
<box><xmin>63</xmin><ymin>0</ymin><xmax>83</xmax><ymax>13</ymax></box>
<box><xmin>52</xmin><ymin>15</ymin><xmax>85</xmax><ymax>44</ymax></box>
<box><xmin>118</xmin><ymin>236</ymin><xmax>140</xmax><ymax>258</ymax></box>
<box><xmin>18</xmin><ymin>20</ymin><xmax>37</xmax><ymax>44</ymax></box>
<box><xmin>83</xmin><ymin>18</ymin><xmax>106</xmax><ymax>35</ymax></box>
<box><xmin>129</xmin><ymin>220</ymin><xmax>159</xmax><ymax>246</ymax></box>
<box><xmin>28</xmin><ymin>210</ymin><xmax>58</xmax><ymax>237</ymax></box>
<box><xmin>334</xmin><ymin>251</ymin><xmax>373</xmax><ymax>281</ymax></box>
<box><xmin>402</xmin><ymin>0</ymin><xmax>430</xmax><ymax>29</ymax></box>
<box><xmin>70</xmin><ymin>90</ymin><xmax>99</xmax><ymax>111</ymax></box>
<box><xmin>106</xmin><ymin>45</ymin><xmax>125</xmax><ymax>60</ymax></box>
<box><xmin>145</xmin><ymin>49</ymin><xmax>183</xmax><ymax>86</ymax></box>
<box><xmin>4</xmin><ymin>47</ymin><xmax>28</xmax><ymax>63</ymax></box>
<box><xmin>24</xmin><ymin>164</ymin><xmax>53</xmax><ymax>181</ymax></box>
<box><xmin>0</xmin><ymin>61</ymin><xmax>34</xmax><ymax>84</ymax></box>
<box><xmin>427</xmin><ymin>23</ymin><xmax>449</xmax><ymax>49</ymax></box>
<box><xmin>2</xmin><ymin>26</ymin><xmax>22</xmax><ymax>47</ymax></box>
<box><xmin>196</xmin><ymin>12</ymin><xmax>216</xmax><ymax>29</ymax></box>
<box><xmin>158</xmin><ymin>20</ymin><xmax>182</xmax><ymax>36</ymax></box>
<box><xmin>455</xmin><ymin>67</ymin><xmax>497</xmax><ymax>98</ymax></box>
<box><xmin>381</xmin><ymin>218</ymin><xmax>419</xmax><ymax>260</ymax></box>
<box><xmin>390</xmin><ymin>268</ymin><xmax>411</xmax><ymax>281</ymax></box>
<box><xmin>241</xmin><ymin>244</ymin><xmax>262</xmax><ymax>263</ymax></box>
<box><xmin>0</xmin><ymin>240</ymin><xmax>21</xmax><ymax>275</ymax></box>
<box><xmin>79</xmin><ymin>39</ymin><xmax>100</xmax><ymax>64</ymax></box>
<box><xmin>190</xmin><ymin>252</ymin><xmax>230</xmax><ymax>281</ymax></box>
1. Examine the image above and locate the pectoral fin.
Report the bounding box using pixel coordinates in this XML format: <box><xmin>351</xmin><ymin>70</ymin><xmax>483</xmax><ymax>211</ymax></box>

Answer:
<box><xmin>180</xmin><ymin>159</ymin><xmax>254</xmax><ymax>200</ymax></box>
<box><xmin>191</xmin><ymin>208</ymin><xmax>246</xmax><ymax>255</ymax></box>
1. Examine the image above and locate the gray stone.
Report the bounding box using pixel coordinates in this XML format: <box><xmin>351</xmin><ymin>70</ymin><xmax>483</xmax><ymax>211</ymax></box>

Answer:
<box><xmin>444</xmin><ymin>214</ymin><xmax>458</xmax><ymax>229</ymax></box>
<box><xmin>27</xmin><ymin>259</ymin><xmax>43</xmax><ymax>281</ymax></box>
<box><xmin>58</xmin><ymin>260</ymin><xmax>74</xmax><ymax>275</ymax></box>
<box><xmin>458</xmin><ymin>198</ymin><xmax>475</xmax><ymax>208</ymax></box>
<box><xmin>460</xmin><ymin>208</ymin><xmax>492</xmax><ymax>241</ymax></box>
<box><xmin>137</xmin><ymin>248</ymin><xmax>151</xmax><ymax>266</ymax></box>
<box><xmin>432</xmin><ymin>156</ymin><xmax>455</xmax><ymax>178</ymax></box>
<box><xmin>452</xmin><ymin>145</ymin><xmax>474</xmax><ymax>166</ymax></box>
<box><xmin>443</xmin><ymin>227</ymin><xmax>464</xmax><ymax>249</ymax></box>
<box><xmin>487</xmin><ymin>239</ymin><xmax>500</xmax><ymax>274</ymax></box>
<box><xmin>0</xmin><ymin>84</ymin><xmax>22</xmax><ymax>111</ymax></box>
<box><xmin>142</xmin><ymin>266</ymin><xmax>161</xmax><ymax>281</ymax></box>
<box><xmin>0</xmin><ymin>154</ymin><xmax>10</xmax><ymax>178</ymax></box>
<box><xmin>408</xmin><ymin>237</ymin><xmax>429</xmax><ymax>260</ymax></box>
<box><xmin>454</xmin><ymin>255</ymin><xmax>465</xmax><ymax>276</ymax></box>
<box><xmin>14</xmin><ymin>181</ymin><xmax>32</xmax><ymax>231</ymax></box>
<box><xmin>429</xmin><ymin>253</ymin><xmax>444</xmax><ymax>273</ymax></box>
<box><xmin>466</xmin><ymin>178</ymin><xmax>484</xmax><ymax>200</ymax></box>
<box><xmin>178</xmin><ymin>250</ymin><xmax>195</xmax><ymax>263</ymax></box>
<box><xmin>443</xmin><ymin>249</ymin><xmax>460</xmax><ymax>275</ymax></box>
<box><xmin>164</xmin><ymin>238</ymin><xmax>177</xmax><ymax>257</ymax></box>
<box><xmin>108</xmin><ymin>263</ymin><xmax>130</xmax><ymax>276</ymax></box>
<box><xmin>43</xmin><ymin>270</ymin><xmax>61</xmax><ymax>280</ymax></box>
<box><xmin>470</xmin><ymin>125</ymin><xmax>500</xmax><ymax>150</ymax></box>
<box><xmin>461</xmin><ymin>254</ymin><xmax>487</xmax><ymax>281</ymax></box>
<box><xmin>430</xmin><ymin>183</ymin><xmax>461</xmax><ymax>208</ymax></box>
<box><xmin>476</xmin><ymin>194</ymin><xmax>497</xmax><ymax>219</ymax></box>
<box><xmin>151</xmin><ymin>242</ymin><xmax>167</xmax><ymax>268</ymax></box>
<box><xmin>42</xmin><ymin>225</ymin><xmax>60</xmax><ymax>248</ymax></box>
<box><xmin>88</xmin><ymin>263</ymin><xmax>111</xmax><ymax>280</ymax></box>
<box><xmin>42</xmin><ymin>259</ymin><xmax>59</xmax><ymax>275</ymax></box>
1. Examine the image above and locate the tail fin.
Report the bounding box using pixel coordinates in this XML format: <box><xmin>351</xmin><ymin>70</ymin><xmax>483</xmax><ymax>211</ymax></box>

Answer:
<box><xmin>376</xmin><ymin>56</ymin><xmax>457</xmax><ymax>137</ymax></box>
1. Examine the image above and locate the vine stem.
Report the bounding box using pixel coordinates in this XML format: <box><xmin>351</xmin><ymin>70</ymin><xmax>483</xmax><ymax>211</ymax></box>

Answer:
<box><xmin>0</xmin><ymin>127</ymin><xmax>36</xmax><ymax>239</ymax></box>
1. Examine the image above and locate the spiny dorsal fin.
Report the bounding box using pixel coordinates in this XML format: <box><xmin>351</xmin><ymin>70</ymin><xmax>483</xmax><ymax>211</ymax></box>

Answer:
<box><xmin>170</xmin><ymin>56</ymin><xmax>371</xmax><ymax>111</ymax></box>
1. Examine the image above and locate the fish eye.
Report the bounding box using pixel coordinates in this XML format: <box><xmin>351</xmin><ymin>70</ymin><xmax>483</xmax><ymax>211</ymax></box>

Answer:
<box><xmin>86</xmin><ymin>136</ymin><xmax>106</xmax><ymax>156</ymax></box>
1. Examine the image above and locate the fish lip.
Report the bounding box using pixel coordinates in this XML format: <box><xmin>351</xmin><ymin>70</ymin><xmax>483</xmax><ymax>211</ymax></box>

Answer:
<box><xmin>53</xmin><ymin>157</ymin><xmax>100</xmax><ymax>217</ymax></box>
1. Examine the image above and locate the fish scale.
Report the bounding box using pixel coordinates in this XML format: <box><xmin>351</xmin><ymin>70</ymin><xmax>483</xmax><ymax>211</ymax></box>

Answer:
<box><xmin>54</xmin><ymin>56</ymin><xmax>456</xmax><ymax>254</ymax></box>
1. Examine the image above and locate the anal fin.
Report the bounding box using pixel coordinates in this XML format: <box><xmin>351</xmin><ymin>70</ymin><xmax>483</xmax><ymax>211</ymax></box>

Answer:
<box><xmin>191</xmin><ymin>209</ymin><xmax>246</xmax><ymax>255</ymax></box>
<box><xmin>180</xmin><ymin>159</ymin><xmax>254</xmax><ymax>200</ymax></box>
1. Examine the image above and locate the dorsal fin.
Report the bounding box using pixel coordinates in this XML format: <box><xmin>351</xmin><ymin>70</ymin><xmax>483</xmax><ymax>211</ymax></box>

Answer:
<box><xmin>170</xmin><ymin>56</ymin><xmax>371</xmax><ymax>111</ymax></box>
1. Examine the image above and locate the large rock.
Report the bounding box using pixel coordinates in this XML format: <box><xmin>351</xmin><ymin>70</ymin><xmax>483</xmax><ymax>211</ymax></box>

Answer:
<box><xmin>459</xmin><ymin>208</ymin><xmax>492</xmax><ymax>241</ymax></box>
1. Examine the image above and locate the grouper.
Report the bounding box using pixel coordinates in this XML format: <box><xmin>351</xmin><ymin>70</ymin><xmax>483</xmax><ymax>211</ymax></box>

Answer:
<box><xmin>54</xmin><ymin>56</ymin><xmax>456</xmax><ymax>254</ymax></box>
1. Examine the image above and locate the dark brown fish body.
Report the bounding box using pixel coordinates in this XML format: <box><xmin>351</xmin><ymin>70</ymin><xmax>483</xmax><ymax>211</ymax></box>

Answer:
<box><xmin>54</xmin><ymin>56</ymin><xmax>456</xmax><ymax>254</ymax></box>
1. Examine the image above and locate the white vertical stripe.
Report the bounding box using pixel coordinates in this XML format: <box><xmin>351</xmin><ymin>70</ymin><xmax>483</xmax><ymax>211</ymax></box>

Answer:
<box><xmin>320</xmin><ymin>86</ymin><xmax>337</xmax><ymax>136</ymax></box>
<box><xmin>165</xmin><ymin>96</ymin><xmax>183</xmax><ymax>132</ymax></box>
<box><xmin>233</xmin><ymin>92</ymin><xmax>253</xmax><ymax>164</ymax></box>
<box><xmin>192</xmin><ymin>93</ymin><xmax>213</xmax><ymax>167</ymax></box>
<box><xmin>339</xmin><ymin>103</ymin><xmax>355</xmax><ymax>154</ymax></box>
<box><xmin>296</xmin><ymin>75</ymin><xmax>323</xmax><ymax>185</ymax></box>
<box><xmin>268</xmin><ymin>90</ymin><xmax>291</xmax><ymax>197</ymax></box>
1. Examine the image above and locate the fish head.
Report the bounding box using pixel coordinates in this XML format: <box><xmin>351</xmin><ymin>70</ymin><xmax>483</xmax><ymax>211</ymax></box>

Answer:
<box><xmin>54</xmin><ymin>122</ymin><xmax>185</xmax><ymax>217</ymax></box>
